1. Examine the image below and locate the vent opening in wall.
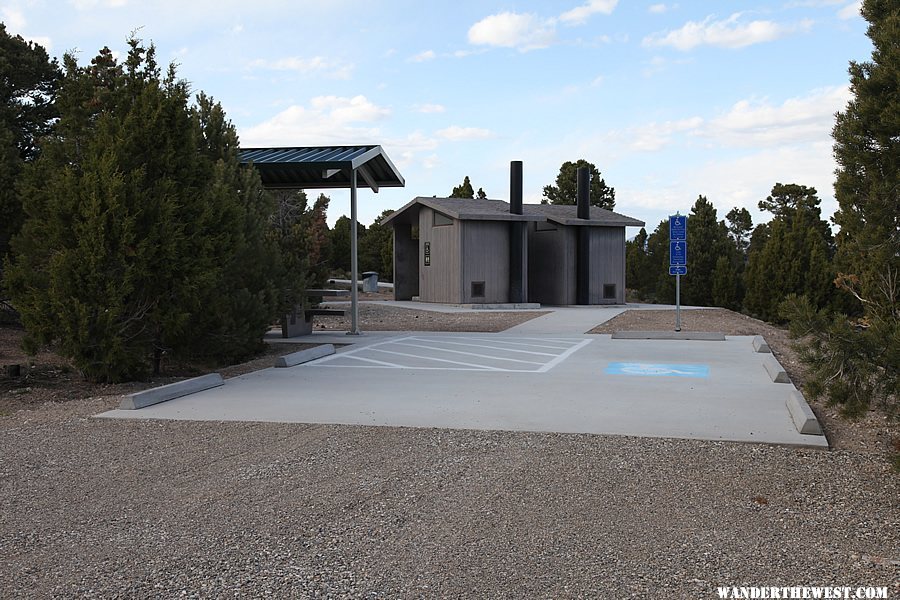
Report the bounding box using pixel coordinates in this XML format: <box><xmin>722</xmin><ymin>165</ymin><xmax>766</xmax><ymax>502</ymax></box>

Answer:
<box><xmin>433</xmin><ymin>211</ymin><xmax>453</xmax><ymax>227</ymax></box>
<box><xmin>471</xmin><ymin>281</ymin><xmax>485</xmax><ymax>298</ymax></box>
<box><xmin>603</xmin><ymin>284</ymin><xmax>616</xmax><ymax>300</ymax></box>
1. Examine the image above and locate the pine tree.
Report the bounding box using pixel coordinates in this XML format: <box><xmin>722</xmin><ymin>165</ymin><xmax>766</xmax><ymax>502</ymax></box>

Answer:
<box><xmin>781</xmin><ymin>0</ymin><xmax>899</xmax><ymax>419</ymax></box>
<box><xmin>541</xmin><ymin>159</ymin><xmax>615</xmax><ymax>209</ymax></box>
<box><xmin>450</xmin><ymin>176</ymin><xmax>475</xmax><ymax>199</ymax></box>
<box><xmin>725</xmin><ymin>207</ymin><xmax>753</xmax><ymax>258</ymax></box>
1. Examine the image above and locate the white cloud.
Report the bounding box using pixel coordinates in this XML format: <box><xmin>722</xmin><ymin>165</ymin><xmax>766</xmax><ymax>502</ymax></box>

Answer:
<box><xmin>648</xmin><ymin>3</ymin><xmax>671</xmax><ymax>14</ymax></box>
<box><xmin>468</xmin><ymin>12</ymin><xmax>556</xmax><ymax>51</ymax></box>
<box><xmin>240</xmin><ymin>95</ymin><xmax>390</xmax><ymax>147</ymax></box>
<box><xmin>230</xmin><ymin>24</ymin><xmax>244</xmax><ymax>34</ymax></box>
<box><xmin>704</xmin><ymin>85</ymin><xmax>850</xmax><ymax>147</ymax></box>
<box><xmin>838</xmin><ymin>1</ymin><xmax>862</xmax><ymax>19</ymax></box>
<box><xmin>414</xmin><ymin>103</ymin><xmax>446</xmax><ymax>114</ymax></box>
<box><xmin>248</xmin><ymin>56</ymin><xmax>353</xmax><ymax>79</ymax></box>
<box><xmin>1</xmin><ymin>7</ymin><xmax>26</xmax><ymax>30</ymax></box>
<box><xmin>409</xmin><ymin>50</ymin><xmax>435</xmax><ymax>63</ymax></box>
<box><xmin>688</xmin><ymin>140</ymin><xmax>838</xmax><ymax>219</ymax></box>
<box><xmin>628</xmin><ymin>117</ymin><xmax>704</xmax><ymax>152</ymax></box>
<box><xmin>70</xmin><ymin>0</ymin><xmax>127</xmax><ymax>8</ymax></box>
<box><xmin>559</xmin><ymin>0</ymin><xmax>618</xmax><ymax>25</ymax></box>
<box><xmin>642</xmin><ymin>55</ymin><xmax>692</xmax><ymax>77</ymax></box>
<box><xmin>435</xmin><ymin>126</ymin><xmax>494</xmax><ymax>141</ymax></box>
<box><xmin>26</xmin><ymin>35</ymin><xmax>53</xmax><ymax>51</ymax></box>
<box><xmin>643</xmin><ymin>13</ymin><xmax>812</xmax><ymax>50</ymax></box>
<box><xmin>310</xmin><ymin>95</ymin><xmax>390</xmax><ymax>122</ymax></box>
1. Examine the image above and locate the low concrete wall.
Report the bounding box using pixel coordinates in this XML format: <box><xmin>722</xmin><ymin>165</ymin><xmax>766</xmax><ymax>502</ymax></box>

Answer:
<box><xmin>120</xmin><ymin>373</ymin><xmax>224</xmax><ymax>410</ymax></box>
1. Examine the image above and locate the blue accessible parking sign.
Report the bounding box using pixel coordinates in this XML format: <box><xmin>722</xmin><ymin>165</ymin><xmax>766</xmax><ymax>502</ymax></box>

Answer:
<box><xmin>669</xmin><ymin>215</ymin><xmax>686</xmax><ymax>241</ymax></box>
<box><xmin>670</xmin><ymin>240</ymin><xmax>687</xmax><ymax>266</ymax></box>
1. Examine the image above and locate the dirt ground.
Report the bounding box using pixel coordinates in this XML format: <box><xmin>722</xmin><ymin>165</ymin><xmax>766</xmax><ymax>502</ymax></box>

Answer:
<box><xmin>1</xmin><ymin>305</ymin><xmax>897</xmax><ymax>459</ymax></box>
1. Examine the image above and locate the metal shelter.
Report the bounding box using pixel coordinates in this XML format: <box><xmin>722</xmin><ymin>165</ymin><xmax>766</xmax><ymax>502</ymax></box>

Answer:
<box><xmin>240</xmin><ymin>145</ymin><xmax>405</xmax><ymax>335</ymax></box>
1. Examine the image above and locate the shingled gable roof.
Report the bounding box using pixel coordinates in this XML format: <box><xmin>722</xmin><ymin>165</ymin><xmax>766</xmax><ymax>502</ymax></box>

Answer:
<box><xmin>524</xmin><ymin>203</ymin><xmax>645</xmax><ymax>227</ymax></box>
<box><xmin>382</xmin><ymin>196</ymin><xmax>644</xmax><ymax>228</ymax></box>
<box><xmin>382</xmin><ymin>197</ymin><xmax>543</xmax><ymax>225</ymax></box>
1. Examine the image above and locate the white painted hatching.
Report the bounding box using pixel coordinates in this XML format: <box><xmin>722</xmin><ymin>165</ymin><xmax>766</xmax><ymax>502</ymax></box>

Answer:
<box><xmin>304</xmin><ymin>336</ymin><xmax>592</xmax><ymax>372</ymax></box>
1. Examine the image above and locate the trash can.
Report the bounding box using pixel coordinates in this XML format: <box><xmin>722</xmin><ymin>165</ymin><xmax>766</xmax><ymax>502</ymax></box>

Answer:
<box><xmin>362</xmin><ymin>271</ymin><xmax>378</xmax><ymax>293</ymax></box>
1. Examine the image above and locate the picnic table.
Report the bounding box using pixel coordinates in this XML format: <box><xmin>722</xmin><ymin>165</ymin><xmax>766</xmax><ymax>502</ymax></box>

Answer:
<box><xmin>281</xmin><ymin>289</ymin><xmax>349</xmax><ymax>337</ymax></box>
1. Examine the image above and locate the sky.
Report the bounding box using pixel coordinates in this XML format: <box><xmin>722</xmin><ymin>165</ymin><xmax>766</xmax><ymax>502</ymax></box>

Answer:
<box><xmin>3</xmin><ymin>0</ymin><xmax>874</xmax><ymax>231</ymax></box>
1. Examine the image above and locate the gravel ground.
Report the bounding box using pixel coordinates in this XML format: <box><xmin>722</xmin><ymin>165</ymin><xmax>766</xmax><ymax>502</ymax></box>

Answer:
<box><xmin>1</xmin><ymin>400</ymin><xmax>898</xmax><ymax>599</ymax></box>
<box><xmin>1</xmin><ymin>305</ymin><xmax>898</xmax><ymax>598</ymax></box>
<box><xmin>311</xmin><ymin>302</ymin><xmax>549</xmax><ymax>333</ymax></box>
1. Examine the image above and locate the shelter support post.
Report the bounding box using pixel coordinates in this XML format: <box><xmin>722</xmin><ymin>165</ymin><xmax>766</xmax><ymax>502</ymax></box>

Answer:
<box><xmin>348</xmin><ymin>169</ymin><xmax>360</xmax><ymax>335</ymax></box>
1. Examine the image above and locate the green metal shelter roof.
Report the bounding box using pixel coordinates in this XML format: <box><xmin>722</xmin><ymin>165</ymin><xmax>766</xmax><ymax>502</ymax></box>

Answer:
<box><xmin>239</xmin><ymin>145</ymin><xmax>405</xmax><ymax>192</ymax></box>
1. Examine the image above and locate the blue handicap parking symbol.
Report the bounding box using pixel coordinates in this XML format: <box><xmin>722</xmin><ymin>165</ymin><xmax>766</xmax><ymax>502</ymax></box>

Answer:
<box><xmin>605</xmin><ymin>362</ymin><xmax>709</xmax><ymax>378</ymax></box>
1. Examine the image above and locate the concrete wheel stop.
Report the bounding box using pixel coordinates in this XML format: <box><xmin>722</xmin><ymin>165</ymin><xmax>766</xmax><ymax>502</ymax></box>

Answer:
<box><xmin>786</xmin><ymin>387</ymin><xmax>824</xmax><ymax>435</ymax></box>
<box><xmin>120</xmin><ymin>373</ymin><xmax>224</xmax><ymax>410</ymax></box>
<box><xmin>752</xmin><ymin>335</ymin><xmax>771</xmax><ymax>353</ymax></box>
<box><xmin>274</xmin><ymin>344</ymin><xmax>335</xmax><ymax>368</ymax></box>
<box><xmin>763</xmin><ymin>355</ymin><xmax>791</xmax><ymax>383</ymax></box>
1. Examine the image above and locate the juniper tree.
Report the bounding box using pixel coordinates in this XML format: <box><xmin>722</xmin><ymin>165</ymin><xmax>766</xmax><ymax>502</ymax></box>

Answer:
<box><xmin>625</xmin><ymin>227</ymin><xmax>650</xmax><ymax>299</ymax></box>
<box><xmin>329</xmin><ymin>215</ymin><xmax>355</xmax><ymax>274</ymax></box>
<box><xmin>5</xmin><ymin>38</ymin><xmax>280</xmax><ymax>380</ymax></box>
<box><xmin>359</xmin><ymin>209</ymin><xmax>395</xmax><ymax>280</ymax></box>
<box><xmin>744</xmin><ymin>184</ymin><xmax>835</xmax><ymax>322</ymax></box>
<box><xmin>0</xmin><ymin>24</ymin><xmax>59</xmax><ymax>284</ymax></box>
<box><xmin>269</xmin><ymin>190</ymin><xmax>330</xmax><ymax>312</ymax></box>
<box><xmin>681</xmin><ymin>195</ymin><xmax>738</xmax><ymax>307</ymax></box>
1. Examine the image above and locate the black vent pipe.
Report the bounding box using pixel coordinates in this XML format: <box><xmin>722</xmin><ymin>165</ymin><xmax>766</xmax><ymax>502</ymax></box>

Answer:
<box><xmin>576</xmin><ymin>166</ymin><xmax>590</xmax><ymax>304</ymax></box>
<box><xmin>510</xmin><ymin>161</ymin><xmax>523</xmax><ymax>215</ymax></box>
<box><xmin>509</xmin><ymin>161</ymin><xmax>526</xmax><ymax>303</ymax></box>
<box><xmin>577</xmin><ymin>166</ymin><xmax>590</xmax><ymax>220</ymax></box>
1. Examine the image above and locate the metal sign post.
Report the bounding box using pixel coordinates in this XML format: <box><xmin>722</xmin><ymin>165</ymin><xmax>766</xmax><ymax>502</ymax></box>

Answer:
<box><xmin>669</xmin><ymin>214</ymin><xmax>687</xmax><ymax>332</ymax></box>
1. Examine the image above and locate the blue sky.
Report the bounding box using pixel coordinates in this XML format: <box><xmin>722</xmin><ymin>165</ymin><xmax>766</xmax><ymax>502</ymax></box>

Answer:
<box><xmin>4</xmin><ymin>0</ymin><xmax>872</xmax><ymax>231</ymax></box>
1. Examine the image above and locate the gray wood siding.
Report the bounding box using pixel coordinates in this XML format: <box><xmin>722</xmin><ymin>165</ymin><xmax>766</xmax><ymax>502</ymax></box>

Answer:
<box><xmin>461</xmin><ymin>221</ymin><xmax>510</xmax><ymax>303</ymax></box>
<box><xmin>528</xmin><ymin>224</ymin><xmax>576</xmax><ymax>305</ymax></box>
<box><xmin>588</xmin><ymin>226</ymin><xmax>626</xmax><ymax>304</ymax></box>
<box><xmin>418</xmin><ymin>207</ymin><xmax>461</xmax><ymax>302</ymax></box>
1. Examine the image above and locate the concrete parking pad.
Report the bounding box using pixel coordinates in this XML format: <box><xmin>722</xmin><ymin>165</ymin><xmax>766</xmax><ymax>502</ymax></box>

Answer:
<box><xmin>98</xmin><ymin>333</ymin><xmax>827</xmax><ymax>448</ymax></box>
